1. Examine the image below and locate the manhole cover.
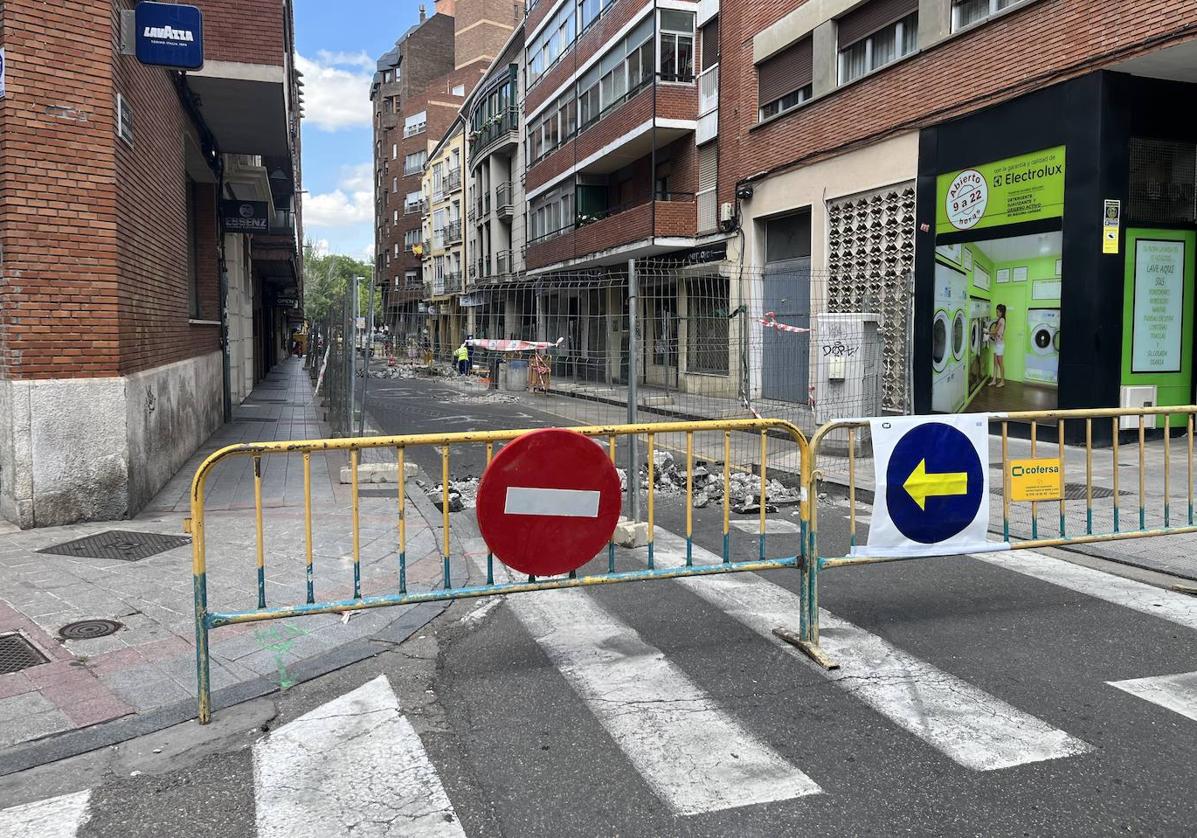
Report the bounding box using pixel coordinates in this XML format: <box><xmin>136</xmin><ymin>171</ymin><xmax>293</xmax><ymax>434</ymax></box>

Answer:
<box><xmin>59</xmin><ymin>619</ymin><xmax>123</xmax><ymax>641</ymax></box>
<box><xmin>38</xmin><ymin>530</ymin><xmax>191</xmax><ymax>562</ymax></box>
<box><xmin>0</xmin><ymin>633</ymin><xmax>49</xmax><ymax>674</ymax></box>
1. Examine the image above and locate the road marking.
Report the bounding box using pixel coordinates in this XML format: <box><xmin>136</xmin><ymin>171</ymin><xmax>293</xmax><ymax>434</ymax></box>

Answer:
<box><xmin>973</xmin><ymin>550</ymin><xmax>1197</xmax><ymax>631</ymax></box>
<box><xmin>504</xmin><ymin>487</ymin><xmax>600</xmax><ymax>517</ymax></box>
<box><xmin>0</xmin><ymin>789</ymin><xmax>91</xmax><ymax>838</ymax></box>
<box><xmin>651</xmin><ymin>530</ymin><xmax>1090</xmax><ymax>771</ymax></box>
<box><xmin>253</xmin><ymin>674</ymin><xmax>465</xmax><ymax>838</ymax></box>
<box><xmin>511</xmin><ymin>586</ymin><xmax>822</xmax><ymax>815</ymax></box>
<box><xmin>1109</xmin><ymin>670</ymin><xmax>1197</xmax><ymax>722</ymax></box>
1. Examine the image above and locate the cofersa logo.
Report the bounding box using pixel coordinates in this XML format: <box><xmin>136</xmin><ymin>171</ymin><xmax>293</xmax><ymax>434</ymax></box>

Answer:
<box><xmin>1011</xmin><ymin>464</ymin><xmax>1060</xmax><ymax>477</ymax></box>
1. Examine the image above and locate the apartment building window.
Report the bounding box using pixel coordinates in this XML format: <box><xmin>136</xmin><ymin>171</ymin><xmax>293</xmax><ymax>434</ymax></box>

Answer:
<box><xmin>404</xmin><ymin>150</ymin><xmax>427</xmax><ymax>176</ymax></box>
<box><xmin>404</xmin><ymin>110</ymin><xmax>427</xmax><ymax>137</ymax></box>
<box><xmin>529</xmin><ymin>186</ymin><xmax>574</xmax><ymax>242</ymax></box>
<box><xmin>757</xmin><ymin>37</ymin><xmax>813</xmax><ymax>121</ymax></box>
<box><xmin>405</xmin><ymin>269</ymin><xmax>418</xmax><ymax>285</ymax></box>
<box><xmin>392</xmin><ymin>143</ymin><xmax>398</xmax><ymax>159</ymax></box>
<box><xmin>405</xmin><ymin>191</ymin><xmax>421</xmax><ymax>213</ymax></box>
<box><xmin>528</xmin><ymin>2</ymin><xmax>576</xmax><ymax>85</ymax></box>
<box><xmin>701</xmin><ymin>17</ymin><xmax>719</xmax><ymax>71</ymax></box>
<box><xmin>392</xmin><ymin>176</ymin><xmax>398</xmax><ymax>192</ymax></box>
<box><xmin>577</xmin><ymin>16</ymin><xmax>654</xmax><ymax>130</ymax></box>
<box><xmin>405</xmin><ymin>229</ymin><xmax>421</xmax><ymax>251</ymax></box>
<box><xmin>838</xmin><ymin>0</ymin><xmax>918</xmax><ymax>84</ymax></box>
<box><xmin>452</xmin><ymin>83</ymin><xmax>466</xmax><ymax>96</ymax></box>
<box><xmin>528</xmin><ymin>91</ymin><xmax>578</xmax><ymax>163</ymax></box>
<box><xmin>952</xmin><ymin>0</ymin><xmax>1022</xmax><ymax>30</ymax></box>
<box><xmin>394</xmin><ymin>243</ymin><xmax>400</xmax><ymax>257</ymax></box>
<box><xmin>659</xmin><ymin>10</ymin><xmax>696</xmax><ymax>83</ymax></box>
<box><xmin>580</xmin><ymin>0</ymin><xmax>617</xmax><ymax>34</ymax></box>
<box><xmin>393</xmin><ymin>209</ymin><xmax>399</xmax><ymax>224</ymax></box>
<box><xmin>686</xmin><ymin>278</ymin><xmax>730</xmax><ymax>374</ymax></box>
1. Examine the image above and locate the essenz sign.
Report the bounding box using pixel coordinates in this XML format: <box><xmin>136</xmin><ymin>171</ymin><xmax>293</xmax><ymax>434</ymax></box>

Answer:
<box><xmin>135</xmin><ymin>2</ymin><xmax>204</xmax><ymax>70</ymax></box>
<box><xmin>221</xmin><ymin>200</ymin><xmax>269</xmax><ymax>233</ymax></box>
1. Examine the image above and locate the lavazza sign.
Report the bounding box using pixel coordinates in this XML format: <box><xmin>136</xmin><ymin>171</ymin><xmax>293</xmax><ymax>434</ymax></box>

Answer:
<box><xmin>134</xmin><ymin>2</ymin><xmax>204</xmax><ymax>70</ymax></box>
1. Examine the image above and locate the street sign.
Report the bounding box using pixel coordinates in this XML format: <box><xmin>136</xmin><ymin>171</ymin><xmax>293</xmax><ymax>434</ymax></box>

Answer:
<box><xmin>1008</xmin><ymin>458</ymin><xmax>1063</xmax><ymax>501</ymax></box>
<box><xmin>863</xmin><ymin>415</ymin><xmax>996</xmax><ymax>557</ymax></box>
<box><xmin>475</xmin><ymin>429</ymin><xmax>622</xmax><ymax>576</ymax></box>
<box><xmin>134</xmin><ymin>2</ymin><xmax>204</xmax><ymax>70</ymax></box>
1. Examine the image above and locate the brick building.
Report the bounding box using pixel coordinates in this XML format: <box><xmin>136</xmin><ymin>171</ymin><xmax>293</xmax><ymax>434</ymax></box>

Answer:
<box><xmin>714</xmin><ymin>0</ymin><xmax>1197</xmax><ymax>428</ymax></box>
<box><xmin>0</xmin><ymin>0</ymin><xmax>303</xmax><ymax>527</ymax></box>
<box><xmin>371</xmin><ymin>0</ymin><xmax>520</xmax><ymax>342</ymax></box>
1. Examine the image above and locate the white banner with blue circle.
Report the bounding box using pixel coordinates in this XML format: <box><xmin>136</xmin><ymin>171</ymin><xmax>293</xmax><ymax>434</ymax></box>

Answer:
<box><xmin>859</xmin><ymin>415</ymin><xmax>1007</xmax><ymax>558</ymax></box>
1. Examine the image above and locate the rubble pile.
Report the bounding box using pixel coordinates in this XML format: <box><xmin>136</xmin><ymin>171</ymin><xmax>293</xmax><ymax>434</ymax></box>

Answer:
<box><xmin>621</xmin><ymin>450</ymin><xmax>803</xmax><ymax>513</ymax></box>
<box><xmin>426</xmin><ymin>476</ymin><xmax>480</xmax><ymax>512</ymax></box>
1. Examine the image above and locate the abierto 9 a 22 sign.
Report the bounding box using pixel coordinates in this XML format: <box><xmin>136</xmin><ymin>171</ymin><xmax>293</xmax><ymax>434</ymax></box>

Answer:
<box><xmin>135</xmin><ymin>2</ymin><xmax>204</xmax><ymax>71</ymax></box>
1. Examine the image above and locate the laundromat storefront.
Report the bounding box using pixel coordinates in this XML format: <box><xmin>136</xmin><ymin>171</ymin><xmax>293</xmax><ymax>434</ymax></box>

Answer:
<box><xmin>913</xmin><ymin>71</ymin><xmax>1197</xmax><ymax>439</ymax></box>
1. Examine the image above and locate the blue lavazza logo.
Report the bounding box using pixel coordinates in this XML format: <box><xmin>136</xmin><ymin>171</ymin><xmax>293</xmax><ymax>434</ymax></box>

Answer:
<box><xmin>135</xmin><ymin>2</ymin><xmax>204</xmax><ymax>70</ymax></box>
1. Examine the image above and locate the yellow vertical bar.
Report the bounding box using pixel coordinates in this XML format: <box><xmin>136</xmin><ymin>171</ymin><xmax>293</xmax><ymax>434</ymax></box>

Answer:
<box><xmin>722</xmin><ymin>430</ymin><xmax>731</xmax><ymax>562</ymax></box>
<box><xmin>758</xmin><ymin>431</ymin><xmax>768</xmax><ymax>535</ymax></box>
<box><xmin>1030</xmin><ymin>421</ymin><xmax>1038</xmax><ymax>539</ymax></box>
<box><xmin>1058</xmin><ymin>418</ymin><xmax>1066</xmax><ymax>537</ymax></box>
<box><xmin>685</xmin><ymin>432</ymin><xmax>694</xmax><ymax>540</ymax></box>
<box><xmin>1188</xmin><ymin>414</ymin><xmax>1194</xmax><ymax>526</ymax></box>
<box><xmin>398</xmin><ymin>446</ymin><xmax>407</xmax><ymax>557</ymax></box>
<box><xmin>351</xmin><ymin>448</ymin><xmax>361</xmax><ymax>599</ymax></box>
<box><xmin>303</xmin><ymin>452</ymin><xmax>313</xmax><ymax>604</ymax></box>
<box><xmin>254</xmin><ymin>456</ymin><xmax>265</xmax><ymax>573</ymax></box>
<box><xmin>646</xmin><ymin>433</ymin><xmax>656</xmax><ymax>547</ymax></box>
<box><xmin>441</xmin><ymin>445</ymin><xmax>451</xmax><ymax>560</ymax></box>
<box><xmin>848</xmin><ymin>427</ymin><xmax>857</xmax><ymax>546</ymax></box>
<box><xmin>1165</xmin><ymin>413</ymin><xmax>1171</xmax><ymax>527</ymax></box>
<box><xmin>1001</xmin><ymin>421</ymin><xmax>1010</xmax><ymax>542</ymax></box>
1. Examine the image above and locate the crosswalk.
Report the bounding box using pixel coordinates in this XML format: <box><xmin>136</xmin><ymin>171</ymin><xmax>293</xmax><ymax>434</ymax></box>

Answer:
<box><xmin>4</xmin><ymin>526</ymin><xmax>1197</xmax><ymax>835</ymax></box>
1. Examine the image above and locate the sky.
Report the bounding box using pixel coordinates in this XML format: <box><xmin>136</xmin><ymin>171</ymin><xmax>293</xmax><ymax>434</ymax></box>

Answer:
<box><xmin>294</xmin><ymin>0</ymin><xmax>427</xmax><ymax>262</ymax></box>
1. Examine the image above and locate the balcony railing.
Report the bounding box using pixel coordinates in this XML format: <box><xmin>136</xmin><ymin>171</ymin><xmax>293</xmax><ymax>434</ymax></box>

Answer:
<box><xmin>444</xmin><ymin>271</ymin><xmax>463</xmax><ymax>293</ymax></box>
<box><xmin>469</xmin><ymin>106</ymin><xmax>519</xmax><ymax>156</ymax></box>
<box><xmin>445</xmin><ymin>220</ymin><xmax>463</xmax><ymax>243</ymax></box>
<box><xmin>575</xmin><ymin>192</ymin><xmax>696</xmax><ymax>229</ymax></box>
<box><xmin>496</xmin><ymin>182</ymin><xmax>513</xmax><ymax>218</ymax></box>
<box><xmin>475</xmin><ymin>192</ymin><xmax>491</xmax><ymax>218</ymax></box>
<box><xmin>495</xmin><ymin>249</ymin><xmax>512</xmax><ymax>276</ymax></box>
<box><xmin>445</xmin><ymin>168</ymin><xmax>462</xmax><ymax>191</ymax></box>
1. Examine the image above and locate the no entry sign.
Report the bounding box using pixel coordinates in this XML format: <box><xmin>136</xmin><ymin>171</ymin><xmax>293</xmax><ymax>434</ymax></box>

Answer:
<box><xmin>475</xmin><ymin>429</ymin><xmax>622</xmax><ymax>576</ymax></box>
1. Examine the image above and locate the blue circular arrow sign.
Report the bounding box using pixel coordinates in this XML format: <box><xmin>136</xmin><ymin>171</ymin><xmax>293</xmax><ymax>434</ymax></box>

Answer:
<box><xmin>885</xmin><ymin>423</ymin><xmax>984</xmax><ymax>543</ymax></box>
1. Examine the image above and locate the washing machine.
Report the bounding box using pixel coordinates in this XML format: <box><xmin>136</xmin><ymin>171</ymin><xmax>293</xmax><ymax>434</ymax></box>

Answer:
<box><xmin>1025</xmin><ymin>308</ymin><xmax>1060</xmax><ymax>385</ymax></box>
<box><xmin>932</xmin><ymin>262</ymin><xmax>968</xmax><ymax>412</ymax></box>
<box><xmin>967</xmin><ymin>297</ymin><xmax>990</xmax><ymax>396</ymax></box>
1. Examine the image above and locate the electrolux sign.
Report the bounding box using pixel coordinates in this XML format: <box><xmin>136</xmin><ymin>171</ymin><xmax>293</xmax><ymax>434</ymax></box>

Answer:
<box><xmin>135</xmin><ymin>2</ymin><xmax>204</xmax><ymax>70</ymax></box>
<box><xmin>937</xmin><ymin>146</ymin><xmax>1066</xmax><ymax>235</ymax></box>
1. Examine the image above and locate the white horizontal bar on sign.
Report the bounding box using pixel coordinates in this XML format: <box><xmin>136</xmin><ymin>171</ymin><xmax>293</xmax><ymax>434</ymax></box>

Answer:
<box><xmin>504</xmin><ymin>487</ymin><xmax>600</xmax><ymax>518</ymax></box>
<box><xmin>1109</xmin><ymin>670</ymin><xmax>1197</xmax><ymax>723</ymax></box>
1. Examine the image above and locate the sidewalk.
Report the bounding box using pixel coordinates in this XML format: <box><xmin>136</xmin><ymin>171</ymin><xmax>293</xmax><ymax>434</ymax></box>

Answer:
<box><xmin>0</xmin><ymin>359</ymin><xmax>457</xmax><ymax>773</ymax></box>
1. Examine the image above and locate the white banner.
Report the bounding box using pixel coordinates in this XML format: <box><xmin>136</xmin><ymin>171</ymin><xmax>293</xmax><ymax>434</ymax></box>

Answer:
<box><xmin>860</xmin><ymin>414</ymin><xmax>1004</xmax><ymax>558</ymax></box>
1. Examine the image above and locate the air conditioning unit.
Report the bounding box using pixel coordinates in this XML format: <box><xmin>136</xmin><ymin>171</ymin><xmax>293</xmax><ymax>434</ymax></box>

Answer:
<box><xmin>1119</xmin><ymin>385</ymin><xmax>1157</xmax><ymax>430</ymax></box>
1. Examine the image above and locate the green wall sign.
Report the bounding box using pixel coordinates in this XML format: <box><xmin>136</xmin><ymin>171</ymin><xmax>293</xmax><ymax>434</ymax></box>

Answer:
<box><xmin>937</xmin><ymin>146</ymin><xmax>1066</xmax><ymax>235</ymax></box>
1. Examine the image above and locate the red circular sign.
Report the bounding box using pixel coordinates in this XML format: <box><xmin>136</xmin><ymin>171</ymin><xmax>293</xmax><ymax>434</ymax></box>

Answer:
<box><xmin>475</xmin><ymin>429</ymin><xmax>622</xmax><ymax>577</ymax></box>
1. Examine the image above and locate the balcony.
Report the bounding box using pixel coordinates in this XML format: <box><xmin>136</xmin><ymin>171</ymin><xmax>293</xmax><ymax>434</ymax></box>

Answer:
<box><xmin>496</xmin><ymin>182</ymin><xmax>514</xmax><ymax>219</ymax></box>
<box><xmin>475</xmin><ymin>192</ymin><xmax>491</xmax><ymax>219</ymax></box>
<box><xmin>405</xmin><ymin>200</ymin><xmax>421</xmax><ymax>215</ymax></box>
<box><xmin>469</xmin><ymin>106</ymin><xmax>519</xmax><ymax>159</ymax></box>
<box><xmin>380</xmin><ymin>111</ymin><xmax>399</xmax><ymax>130</ymax></box>
<box><xmin>526</xmin><ymin>194</ymin><xmax>697</xmax><ymax>272</ymax></box>
<box><xmin>445</xmin><ymin>220</ymin><xmax>463</xmax><ymax>244</ymax></box>
<box><xmin>445</xmin><ymin>168</ymin><xmax>462</xmax><ymax>192</ymax></box>
<box><xmin>495</xmin><ymin>249</ymin><xmax>512</xmax><ymax>276</ymax></box>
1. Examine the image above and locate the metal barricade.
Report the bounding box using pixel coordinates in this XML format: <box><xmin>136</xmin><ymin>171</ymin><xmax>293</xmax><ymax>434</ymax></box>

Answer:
<box><xmin>791</xmin><ymin>406</ymin><xmax>1197</xmax><ymax>668</ymax></box>
<box><xmin>190</xmin><ymin>418</ymin><xmax>811</xmax><ymax>723</ymax></box>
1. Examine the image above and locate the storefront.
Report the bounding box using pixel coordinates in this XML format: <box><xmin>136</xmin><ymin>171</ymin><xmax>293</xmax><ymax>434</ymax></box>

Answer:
<box><xmin>914</xmin><ymin>71</ymin><xmax>1197</xmax><ymax>440</ymax></box>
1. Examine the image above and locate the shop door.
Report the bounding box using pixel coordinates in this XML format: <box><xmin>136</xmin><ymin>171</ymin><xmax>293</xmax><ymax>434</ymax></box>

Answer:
<box><xmin>761</xmin><ymin>259</ymin><xmax>811</xmax><ymax>402</ymax></box>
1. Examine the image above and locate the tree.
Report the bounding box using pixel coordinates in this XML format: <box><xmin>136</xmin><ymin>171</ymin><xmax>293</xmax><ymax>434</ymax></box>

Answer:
<box><xmin>303</xmin><ymin>241</ymin><xmax>374</xmax><ymax>325</ymax></box>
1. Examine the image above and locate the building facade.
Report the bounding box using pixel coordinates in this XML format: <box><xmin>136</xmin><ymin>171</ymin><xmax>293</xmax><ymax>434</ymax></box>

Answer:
<box><xmin>0</xmin><ymin>0</ymin><xmax>303</xmax><ymax>527</ymax></box>
<box><xmin>422</xmin><ymin>122</ymin><xmax>466</xmax><ymax>352</ymax></box>
<box><xmin>715</xmin><ymin>0</ymin><xmax>1197</xmax><ymax>432</ymax></box>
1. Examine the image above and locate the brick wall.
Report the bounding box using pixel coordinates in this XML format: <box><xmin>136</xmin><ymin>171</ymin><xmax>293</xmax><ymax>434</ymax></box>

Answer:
<box><xmin>198</xmin><ymin>0</ymin><xmax>285</xmax><ymax>65</ymax></box>
<box><xmin>112</xmin><ymin>1</ymin><xmax>220</xmax><ymax>374</ymax></box>
<box><xmin>719</xmin><ymin>0</ymin><xmax>1197</xmax><ymax>206</ymax></box>
<box><xmin>0</xmin><ymin>0</ymin><xmax>120</xmax><ymax>379</ymax></box>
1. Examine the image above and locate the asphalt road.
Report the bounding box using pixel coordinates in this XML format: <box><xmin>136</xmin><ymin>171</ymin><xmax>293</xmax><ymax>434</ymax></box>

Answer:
<box><xmin>3</xmin><ymin>373</ymin><xmax>1196</xmax><ymax>837</ymax></box>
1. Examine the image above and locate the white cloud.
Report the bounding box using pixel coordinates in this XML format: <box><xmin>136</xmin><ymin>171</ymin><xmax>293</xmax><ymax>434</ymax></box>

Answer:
<box><xmin>296</xmin><ymin>52</ymin><xmax>373</xmax><ymax>131</ymax></box>
<box><xmin>304</xmin><ymin>163</ymin><xmax>373</xmax><ymax>228</ymax></box>
<box><xmin>310</xmin><ymin>239</ymin><xmax>330</xmax><ymax>257</ymax></box>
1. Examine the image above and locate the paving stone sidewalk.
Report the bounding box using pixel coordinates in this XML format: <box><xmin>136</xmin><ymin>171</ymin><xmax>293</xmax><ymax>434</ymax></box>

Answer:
<box><xmin>0</xmin><ymin>360</ymin><xmax>462</xmax><ymax>767</ymax></box>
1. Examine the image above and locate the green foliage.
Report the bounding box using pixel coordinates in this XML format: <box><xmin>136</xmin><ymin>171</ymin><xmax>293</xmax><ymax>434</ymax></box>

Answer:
<box><xmin>303</xmin><ymin>241</ymin><xmax>374</xmax><ymax>324</ymax></box>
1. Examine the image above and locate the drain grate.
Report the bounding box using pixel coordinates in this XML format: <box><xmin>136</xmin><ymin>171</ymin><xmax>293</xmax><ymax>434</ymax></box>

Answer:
<box><xmin>1064</xmin><ymin>482</ymin><xmax>1129</xmax><ymax>500</ymax></box>
<box><xmin>0</xmin><ymin>633</ymin><xmax>49</xmax><ymax>674</ymax></box>
<box><xmin>59</xmin><ymin>619</ymin><xmax>123</xmax><ymax>641</ymax></box>
<box><xmin>38</xmin><ymin>530</ymin><xmax>191</xmax><ymax>562</ymax></box>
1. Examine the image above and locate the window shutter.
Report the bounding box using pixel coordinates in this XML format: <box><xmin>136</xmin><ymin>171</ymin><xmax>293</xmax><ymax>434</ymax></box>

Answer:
<box><xmin>757</xmin><ymin>37</ymin><xmax>813</xmax><ymax>107</ymax></box>
<box><xmin>698</xmin><ymin>144</ymin><xmax>718</xmax><ymax>191</ymax></box>
<box><xmin>701</xmin><ymin>19</ymin><xmax>719</xmax><ymax>71</ymax></box>
<box><xmin>837</xmin><ymin>0</ymin><xmax>919</xmax><ymax>49</ymax></box>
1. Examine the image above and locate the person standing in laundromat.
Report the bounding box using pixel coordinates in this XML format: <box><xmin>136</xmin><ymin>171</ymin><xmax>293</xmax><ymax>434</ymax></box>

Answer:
<box><xmin>989</xmin><ymin>304</ymin><xmax>1007</xmax><ymax>388</ymax></box>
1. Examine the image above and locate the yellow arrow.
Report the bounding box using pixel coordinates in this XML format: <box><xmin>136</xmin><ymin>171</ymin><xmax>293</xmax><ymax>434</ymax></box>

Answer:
<box><xmin>903</xmin><ymin>459</ymin><xmax>968</xmax><ymax>511</ymax></box>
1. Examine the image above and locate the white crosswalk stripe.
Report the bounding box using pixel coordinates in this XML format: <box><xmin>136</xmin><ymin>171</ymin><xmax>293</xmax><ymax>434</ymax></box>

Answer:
<box><xmin>649</xmin><ymin>530</ymin><xmax>1091</xmax><ymax>770</ymax></box>
<box><xmin>1108</xmin><ymin>670</ymin><xmax>1197</xmax><ymax>723</ymax></box>
<box><xmin>510</xmin><ymin>586</ymin><xmax>824</xmax><ymax>815</ymax></box>
<box><xmin>253</xmin><ymin>674</ymin><xmax>465</xmax><ymax>838</ymax></box>
<box><xmin>0</xmin><ymin>789</ymin><xmax>90</xmax><ymax>838</ymax></box>
<box><xmin>973</xmin><ymin>550</ymin><xmax>1197</xmax><ymax>630</ymax></box>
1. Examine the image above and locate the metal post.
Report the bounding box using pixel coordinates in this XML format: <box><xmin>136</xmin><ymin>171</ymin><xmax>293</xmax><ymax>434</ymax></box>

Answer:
<box><xmin>348</xmin><ymin>275</ymin><xmax>359</xmax><ymax>436</ymax></box>
<box><xmin>359</xmin><ymin>276</ymin><xmax>374</xmax><ymax>436</ymax></box>
<box><xmin>627</xmin><ymin>258</ymin><xmax>640</xmax><ymax>522</ymax></box>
